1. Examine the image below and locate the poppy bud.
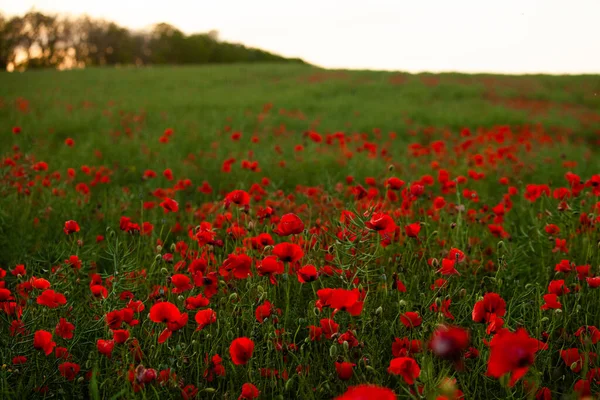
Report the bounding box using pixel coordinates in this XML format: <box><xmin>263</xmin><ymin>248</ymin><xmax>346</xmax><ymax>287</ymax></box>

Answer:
<box><xmin>160</xmin><ymin>267</ymin><xmax>168</xmax><ymax>274</ymax></box>
<box><xmin>388</xmin><ymin>164</ymin><xmax>394</xmax><ymax>171</ymax></box>
<box><xmin>459</xmin><ymin>288</ymin><xmax>467</xmax><ymax>298</ymax></box>
<box><xmin>229</xmin><ymin>293</ymin><xmax>238</xmax><ymax>301</ymax></box>
<box><xmin>329</xmin><ymin>345</ymin><xmax>338</xmax><ymax>358</ymax></box>
<box><xmin>399</xmin><ymin>300</ymin><xmax>407</xmax><ymax>307</ymax></box>
<box><xmin>343</xmin><ymin>341</ymin><xmax>349</xmax><ymax>352</ymax></box>
<box><xmin>451</xmin><ymin>223</ymin><xmax>457</xmax><ymax>229</ymax></box>
<box><xmin>375</xmin><ymin>306</ymin><xmax>383</xmax><ymax>316</ymax></box>
<box><xmin>156</xmin><ymin>245</ymin><xmax>162</xmax><ymax>252</ymax></box>
<box><xmin>570</xmin><ymin>361</ymin><xmax>579</xmax><ymax>371</ymax></box>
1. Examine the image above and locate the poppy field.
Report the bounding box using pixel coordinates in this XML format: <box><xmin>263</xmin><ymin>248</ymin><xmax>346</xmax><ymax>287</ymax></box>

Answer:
<box><xmin>1</xmin><ymin>65</ymin><xmax>600</xmax><ymax>399</ymax></box>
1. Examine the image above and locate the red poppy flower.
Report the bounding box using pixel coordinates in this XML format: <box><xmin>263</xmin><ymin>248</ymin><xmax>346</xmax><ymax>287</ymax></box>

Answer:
<box><xmin>574</xmin><ymin>326</ymin><xmax>600</xmax><ymax>344</ymax></box>
<box><xmin>63</xmin><ymin>220</ymin><xmax>80</xmax><ymax>235</ymax></box>
<box><xmin>317</xmin><ymin>288</ymin><xmax>364</xmax><ymax>316</ymax></box>
<box><xmin>12</xmin><ymin>356</ymin><xmax>27</xmax><ymax>365</ymax></box>
<box><xmin>149</xmin><ymin>301</ymin><xmax>181</xmax><ymax>323</ymax></box>
<box><xmin>31</xmin><ymin>277</ymin><xmax>51</xmax><ymax>290</ymax></box>
<box><xmin>220</xmin><ymin>254</ymin><xmax>253</xmax><ymax>280</ymax></box>
<box><xmin>58</xmin><ymin>362</ymin><xmax>80</xmax><ymax>381</ymax></box>
<box><xmin>438</xmin><ymin>258</ymin><xmax>459</xmax><ymax>275</ymax></box>
<box><xmin>200</xmin><ymin>354</ymin><xmax>225</xmax><ymax>382</ymax></box>
<box><xmin>272</xmin><ymin>242</ymin><xmax>304</xmax><ymax>263</ymax></box>
<box><xmin>97</xmin><ymin>339</ymin><xmax>115</xmax><ymax>357</ymax></box>
<box><xmin>274</xmin><ymin>213</ymin><xmax>305</xmax><ymax>236</ymax></box>
<box><xmin>540</xmin><ymin>294</ymin><xmax>561</xmax><ymax>310</ymax></box>
<box><xmin>405</xmin><ymin>222</ymin><xmax>421</xmax><ymax>238</ymax></box>
<box><xmin>486</xmin><ymin>328</ymin><xmax>547</xmax><ymax>387</ymax></box>
<box><xmin>224</xmin><ymin>190</ymin><xmax>250</xmax><ymax>207</ymax></box>
<box><xmin>335</xmin><ymin>385</ymin><xmax>396</xmax><ymax>400</ymax></box>
<box><xmin>159</xmin><ymin>197</ymin><xmax>179</xmax><ymax>213</ymax></box>
<box><xmin>36</xmin><ymin>289</ymin><xmax>67</xmax><ymax>308</ymax></box>
<box><xmin>587</xmin><ymin>276</ymin><xmax>600</xmax><ymax>288</ymax></box>
<box><xmin>230</xmin><ymin>337</ymin><xmax>255</xmax><ymax>365</ymax></box>
<box><xmin>55</xmin><ymin>318</ymin><xmax>75</xmax><ymax>340</ymax></box>
<box><xmin>111</xmin><ymin>329</ymin><xmax>130</xmax><ymax>344</ymax></box>
<box><xmin>554</xmin><ymin>259</ymin><xmax>572</xmax><ymax>273</ymax></box>
<box><xmin>170</xmin><ymin>274</ymin><xmax>193</xmax><ymax>293</ymax></box>
<box><xmin>33</xmin><ymin>330</ymin><xmax>56</xmax><ymax>356</ymax></box>
<box><xmin>255</xmin><ymin>301</ymin><xmax>272</xmax><ymax>323</ymax></box>
<box><xmin>11</xmin><ymin>264</ymin><xmax>26</xmax><ymax>276</ymax></box>
<box><xmin>297</xmin><ymin>265</ymin><xmax>319</xmax><ymax>283</ymax></box>
<box><xmin>195</xmin><ymin>308</ymin><xmax>217</xmax><ymax>330</ymax></box>
<box><xmin>392</xmin><ymin>337</ymin><xmax>422</xmax><ymax>357</ymax></box>
<box><xmin>366</xmin><ymin>212</ymin><xmax>396</xmax><ymax>233</ymax></box>
<box><xmin>388</xmin><ymin>357</ymin><xmax>421</xmax><ymax>384</ymax></box>
<box><xmin>185</xmin><ymin>293</ymin><xmax>210</xmax><ymax>310</ymax></box>
<box><xmin>400</xmin><ymin>311</ymin><xmax>422</xmax><ymax>329</ymax></box>
<box><xmin>547</xmin><ymin>280</ymin><xmax>570</xmax><ymax>295</ymax></box>
<box><xmin>239</xmin><ymin>383</ymin><xmax>260</xmax><ymax>400</ymax></box>
<box><xmin>335</xmin><ymin>361</ymin><xmax>355</xmax><ymax>380</ymax></box>
<box><xmin>472</xmin><ymin>293</ymin><xmax>506</xmax><ymax>323</ymax></box>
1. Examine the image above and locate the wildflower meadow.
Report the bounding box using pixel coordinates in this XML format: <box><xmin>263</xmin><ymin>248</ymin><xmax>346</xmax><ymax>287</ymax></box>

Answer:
<box><xmin>1</xmin><ymin>65</ymin><xmax>600</xmax><ymax>399</ymax></box>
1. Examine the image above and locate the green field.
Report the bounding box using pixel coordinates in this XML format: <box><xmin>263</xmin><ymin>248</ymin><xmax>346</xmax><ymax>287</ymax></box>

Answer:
<box><xmin>1</xmin><ymin>65</ymin><xmax>600</xmax><ymax>399</ymax></box>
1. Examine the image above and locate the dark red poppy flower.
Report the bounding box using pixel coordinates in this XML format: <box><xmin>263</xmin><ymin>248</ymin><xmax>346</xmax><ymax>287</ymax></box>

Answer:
<box><xmin>11</xmin><ymin>264</ymin><xmax>26</xmax><ymax>276</ymax></box>
<box><xmin>170</xmin><ymin>274</ymin><xmax>193</xmax><ymax>293</ymax></box>
<box><xmin>238</xmin><ymin>383</ymin><xmax>260</xmax><ymax>399</ymax></box>
<box><xmin>392</xmin><ymin>337</ymin><xmax>422</xmax><ymax>357</ymax></box>
<box><xmin>388</xmin><ymin>357</ymin><xmax>421</xmax><ymax>384</ymax></box>
<box><xmin>274</xmin><ymin>213</ymin><xmax>305</xmax><ymax>236</ymax></box>
<box><xmin>547</xmin><ymin>280</ymin><xmax>570</xmax><ymax>295</ymax></box>
<box><xmin>574</xmin><ymin>325</ymin><xmax>600</xmax><ymax>344</ymax></box>
<box><xmin>220</xmin><ymin>254</ymin><xmax>253</xmax><ymax>280</ymax></box>
<box><xmin>486</xmin><ymin>328</ymin><xmax>547</xmax><ymax>387</ymax></box>
<box><xmin>297</xmin><ymin>265</ymin><xmax>319</xmax><ymax>283</ymax></box>
<box><xmin>366</xmin><ymin>212</ymin><xmax>396</xmax><ymax>233</ymax></box>
<box><xmin>36</xmin><ymin>289</ymin><xmax>67</xmax><ymax>308</ymax></box>
<box><xmin>55</xmin><ymin>318</ymin><xmax>75</xmax><ymax>340</ymax></box>
<box><xmin>33</xmin><ymin>330</ymin><xmax>56</xmax><ymax>356</ymax></box>
<box><xmin>540</xmin><ymin>294</ymin><xmax>561</xmax><ymax>310</ymax></box>
<box><xmin>405</xmin><ymin>222</ymin><xmax>421</xmax><ymax>238</ymax></box>
<box><xmin>63</xmin><ymin>220</ymin><xmax>80</xmax><ymax>235</ymax></box>
<box><xmin>560</xmin><ymin>348</ymin><xmax>584</xmax><ymax>373</ymax></box>
<box><xmin>111</xmin><ymin>329</ymin><xmax>130</xmax><ymax>344</ymax></box>
<box><xmin>150</xmin><ymin>301</ymin><xmax>183</xmax><ymax>324</ymax></box>
<box><xmin>255</xmin><ymin>300</ymin><xmax>272</xmax><ymax>323</ymax></box>
<box><xmin>12</xmin><ymin>356</ymin><xmax>27</xmax><ymax>365</ymax></box>
<box><xmin>400</xmin><ymin>311</ymin><xmax>422</xmax><ymax>329</ymax></box>
<box><xmin>335</xmin><ymin>385</ymin><xmax>396</xmax><ymax>400</ymax></box>
<box><xmin>230</xmin><ymin>337</ymin><xmax>255</xmax><ymax>365</ymax></box>
<box><xmin>335</xmin><ymin>361</ymin><xmax>355</xmax><ymax>380</ymax></box>
<box><xmin>159</xmin><ymin>197</ymin><xmax>179</xmax><ymax>213</ymax></box>
<box><xmin>195</xmin><ymin>308</ymin><xmax>217</xmax><ymax>331</ymax></box>
<box><xmin>224</xmin><ymin>190</ymin><xmax>250</xmax><ymax>207</ymax></box>
<box><xmin>58</xmin><ymin>362</ymin><xmax>80</xmax><ymax>381</ymax></box>
<box><xmin>97</xmin><ymin>339</ymin><xmax>115</xmax><ymax>357</ymax></box>
<box><xmin>317</xmin><ymin>288</ymin><xmax>363</xmax><ymax>316</ymax></box>
<box><xmin>272</xmin><ymin>242</ymin><xmax>304</xmax><ymax>263</ymax></box>
<box><xmin>181</xmin><ymin>384</ymin><xmax>199</xmax><ymax>400</ymax></box>
<box><xmin>472</xmin><ymin>293</ymin><xmax>506</xmax><ymax>323</ymax></box>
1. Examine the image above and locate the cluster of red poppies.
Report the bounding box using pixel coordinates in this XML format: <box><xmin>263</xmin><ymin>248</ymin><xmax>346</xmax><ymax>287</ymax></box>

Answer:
<box><xmin>2</xmin><ymin>104</ymin><xmax>600</xmax><ymax>399</ymax></box>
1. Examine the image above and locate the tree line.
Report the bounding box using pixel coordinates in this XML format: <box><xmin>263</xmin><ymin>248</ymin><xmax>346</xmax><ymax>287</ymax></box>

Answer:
<box><xmin>0</xmin><ymin>11</ymin><xmax>306</xmax><ymax>71</ymax></box>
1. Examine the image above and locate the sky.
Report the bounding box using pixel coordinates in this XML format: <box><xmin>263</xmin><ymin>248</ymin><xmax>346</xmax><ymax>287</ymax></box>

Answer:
<box><xmin>1</xmin><ymin>0</ymin><xmax>599</xmax><ymax>74</ymax></box>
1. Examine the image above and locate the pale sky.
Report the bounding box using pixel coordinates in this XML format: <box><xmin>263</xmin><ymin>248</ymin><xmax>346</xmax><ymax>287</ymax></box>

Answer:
<box><xmin>2</xmin><ymin>0</ymin><xmax>599</xmax><ymax>74</ymax></box>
